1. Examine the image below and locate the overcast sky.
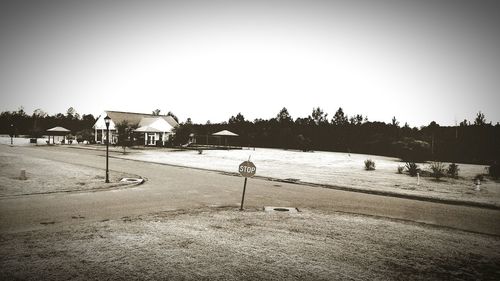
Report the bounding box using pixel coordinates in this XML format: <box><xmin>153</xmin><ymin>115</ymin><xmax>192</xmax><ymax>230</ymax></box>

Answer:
<box><xmin>1</xmin><ymin>0</ymin><xmax>499</xmax><ymax>126</ymax></box>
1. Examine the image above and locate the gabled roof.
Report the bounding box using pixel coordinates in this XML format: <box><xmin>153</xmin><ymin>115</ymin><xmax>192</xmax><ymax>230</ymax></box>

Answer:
<box><xmin>47</xmin><ymin>126</ymin><xmax>70</xmax><ymax>132</ymax></box>
<box><xmin>105</xmin><ymin>110</ymin><xmax>179</xmax><ymax>127</ymax></box>
<box><xmin>212</xmin><ymin>130</ymin><xmax>239</xmax><ymax>136</ymax></box>
<box><xmin>138</xmin><ymin>117</ymin><xmax>161</xmax><ymax>127</ymax></box>
<box><xmin>135</xmin><ymin>117</ymin><xmax>174</xmax><ymax>133</ymax></box>
<box><xmin>134</xmin><ymin>126</ymin><xmax>164</xmax><ymax>133</ymax></box>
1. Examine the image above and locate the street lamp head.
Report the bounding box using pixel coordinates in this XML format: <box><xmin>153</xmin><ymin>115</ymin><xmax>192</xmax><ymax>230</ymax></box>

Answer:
<box><xmin>104</xmin><ymin>115</ymin><xmax>111</xmax><ymax>128</ymax></box>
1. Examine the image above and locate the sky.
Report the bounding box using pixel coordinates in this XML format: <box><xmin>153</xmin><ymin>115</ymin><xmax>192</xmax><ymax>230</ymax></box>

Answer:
<box><xmin>1</xmin><ymin>0</ymin><xmax>499</xmax><ymax>126</ymax></box>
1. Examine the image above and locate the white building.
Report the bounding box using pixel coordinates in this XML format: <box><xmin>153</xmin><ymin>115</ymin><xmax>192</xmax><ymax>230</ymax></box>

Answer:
<box><xmin>93</xmin><ymin>111</ymin><xmax>179</xmax><ymax>146</ymax></box>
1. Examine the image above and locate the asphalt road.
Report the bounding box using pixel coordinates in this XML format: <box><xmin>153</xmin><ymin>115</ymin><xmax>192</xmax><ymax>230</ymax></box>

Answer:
<box><xmin>1</xmin><ymin>145</ymin><xmax>499</xmax><ymax>236</ymax></box>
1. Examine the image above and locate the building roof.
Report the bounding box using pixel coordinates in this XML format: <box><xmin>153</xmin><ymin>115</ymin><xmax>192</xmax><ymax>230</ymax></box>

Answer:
<box><xmin>46</xmin><ymin>126</ymin><xmax>71</xmax><ymax>132</ymax></box>
<box><xmin>134</xmin><ymin>126</ymin><xmax>164</xmax><ymax>133</ymax></box>
<box><xmin>212</xmin><ymin>130</ymin><xmax>239</xmax><ymax>136</ymax></box>
<box><xmin>104</xmin><ymin>110</ymin><xmax>179</xmax><ymax>128</ymax></box>
<box><xmin>134</xmin><ymin>117</ymin><xmax>174</xmax><ymax>133</ymax></box>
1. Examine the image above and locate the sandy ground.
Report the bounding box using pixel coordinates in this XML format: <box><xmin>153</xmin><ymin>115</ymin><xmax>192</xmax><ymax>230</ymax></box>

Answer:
<box><xmin>0</xmin><ymin>149</ymin><xmax>140</xmax><ymax>196</ymax></box>
<box><xmin>116</xmin><ymin>148</ymin><xmax>500</xmax><ymax>207</ymax></box>
<box><xmin>1</xmin><ymin>144</ymin><xmax>499</xmax><ymax>280</ymax></box>
<box><xmin>0</xmin><ymin>207</ymin><xmax>499</xmax><ymax>281</ymax></box>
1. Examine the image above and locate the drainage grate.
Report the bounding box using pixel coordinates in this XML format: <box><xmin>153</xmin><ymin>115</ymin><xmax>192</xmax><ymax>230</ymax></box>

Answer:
<box><xmin>120</xmin><ymin>178</ymin><xmax>144</xmax><ymax>184</ymax></box>
<box><xmin>264</xmin><ymin>206</ymin><xmax>299</xmax><ymax>213</ymax></box>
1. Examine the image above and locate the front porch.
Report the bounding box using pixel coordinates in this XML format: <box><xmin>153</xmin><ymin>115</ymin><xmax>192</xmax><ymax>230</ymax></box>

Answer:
<box><xmin>95</xmin><ymin>128</ymin><xmax>117</xmax><ymax>144</ymax></box>
<box><xmin>141</xmin><ymin>132</ymin><xmax>173</xmax><ymax>146</ymax></box>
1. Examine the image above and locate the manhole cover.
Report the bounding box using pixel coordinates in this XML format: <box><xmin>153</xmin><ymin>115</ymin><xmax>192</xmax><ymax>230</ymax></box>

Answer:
<box><xmin>264</xmin><ymin>206</ymin><xmax>299</xmax><ymax>213</ymax></box>
<box><xmin>120</xmin><ymin>178</ymin><xmax>144</xmax><ymax>184</ymax></box>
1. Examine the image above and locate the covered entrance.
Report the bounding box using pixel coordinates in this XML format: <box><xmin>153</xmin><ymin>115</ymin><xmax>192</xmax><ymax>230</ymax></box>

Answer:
<box><xmin>46</xmin><ymin>126</ymin><xmax>71</xmax><ymax>144</ymax></box>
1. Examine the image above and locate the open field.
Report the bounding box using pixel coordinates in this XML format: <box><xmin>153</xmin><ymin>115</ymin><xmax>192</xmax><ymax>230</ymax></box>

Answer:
<box><xmin>118</xmin><ymin>147</ymin><xmax>500</xmax><ymax>207</ymax></box>
<box><xmin>1</xmin><ymin>207</ymin><xmax>499</xmax><ymax>280</ymax></box>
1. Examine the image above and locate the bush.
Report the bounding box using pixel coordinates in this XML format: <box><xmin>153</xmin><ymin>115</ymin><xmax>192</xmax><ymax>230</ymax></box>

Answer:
<box><xmin>447</xmin><ymin>163</ymin><xmax>459</xmax><ymax>178</ymax></box>
<box><xmin>488</xmin><ymin>162</ymin><xmax>499</xmax><ymax>179</ymax></box>
<box><xmin>115</xmin><ymin>121</ymin><xmax>138</xmax><ymax>154</ymax></box>
<box><xmin>397</xmin><ymin>165</ymin><xmax>404</xmax><ymax>174</ymax></box>
<box><xmin>393</xmin><ymin>138</ymin><xmax>431</xmax><ymax>162</ymax></box>
<box><xmin>474</xmin><ymin>174</ymin><xmax>484</xmax><ymax>181</ymax></box>
<box><xmin>405</xmin><ymin>162</ymin><xmax>419</xmax><ymax>177</ymax></box>
<box><xmin>364</xmin><ymin>159</ymin><xmax>375</xmax><ymax>171</ymax></box>
<box><xmin>429</xmin><ymin>162</ymin><xmax>445</xmax><ymax>180</ymax></box>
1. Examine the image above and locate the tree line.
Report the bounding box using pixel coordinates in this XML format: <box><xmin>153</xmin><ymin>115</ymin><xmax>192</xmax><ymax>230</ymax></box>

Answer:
<box><xmin>175</xmin><ymin>107</ymin><xmax>499</xmax><ymax>165</ymax></box>
<box><xmin>0</xmin><ymin>107</ymin><xmax>96</xmax><ymax>142</ymax></box>
<box><xmin>1</xmin><ymin>106</ymin><xmax>498</xmax><ymax>164</ymax></box>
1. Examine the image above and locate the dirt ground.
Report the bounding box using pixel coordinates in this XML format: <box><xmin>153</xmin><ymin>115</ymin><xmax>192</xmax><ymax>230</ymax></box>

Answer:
<box><xmin>1</xmin><ymin>144</ymin><xmax>499</xmax><ymax>280</ymax></box>
<box><xmin>0</xmin><ymin>150</ymin><xmax>139</xmax><ymax>196</ymax></box>
<box><xmin>1</xmin><ymin>207</ymin><xmax>499</xmax><ymax>281</ymax></box>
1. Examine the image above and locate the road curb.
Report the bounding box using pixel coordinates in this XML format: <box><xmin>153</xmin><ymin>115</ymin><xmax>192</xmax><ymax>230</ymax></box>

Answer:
<box><xmin>110</xmin><ymin>155</ymin><xmax>500</xmax><ymax>211</ymax></box>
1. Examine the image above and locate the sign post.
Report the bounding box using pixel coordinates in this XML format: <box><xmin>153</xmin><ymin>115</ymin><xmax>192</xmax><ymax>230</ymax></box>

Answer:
<box><xmin>240</xmin><ymin>177</ymin><xmax>248</xmax><ymax>211</ymax></box>
<box><xmin>238</xmin><ymin>160</ymin><xmax>256</xmax><ymax>211</ymax></box>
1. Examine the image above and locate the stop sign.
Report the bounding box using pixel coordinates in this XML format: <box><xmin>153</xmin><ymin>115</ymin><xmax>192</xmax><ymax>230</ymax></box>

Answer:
<box><xmin>238</xmin><ymin>161</ymin><xmax>256</xmax><ymax>178</ymax></box>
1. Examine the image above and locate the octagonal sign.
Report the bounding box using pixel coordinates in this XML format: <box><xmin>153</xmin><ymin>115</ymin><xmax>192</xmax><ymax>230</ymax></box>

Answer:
<box><xmin>239</xmin><ymin>161</ymin><xmax>256</xmax><ymax>178</ymax></box>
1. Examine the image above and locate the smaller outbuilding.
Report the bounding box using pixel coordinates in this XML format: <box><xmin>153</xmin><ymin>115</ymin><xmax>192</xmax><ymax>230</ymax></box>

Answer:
<box><xmin>212</xmin><ymin>130</ymin><xmax>239</xmax><ymax>147</ymax></box>
<box><xmin>46</xmin><ymin>126</ymin><xmax>71</xmax><ymax>144</ymax></box>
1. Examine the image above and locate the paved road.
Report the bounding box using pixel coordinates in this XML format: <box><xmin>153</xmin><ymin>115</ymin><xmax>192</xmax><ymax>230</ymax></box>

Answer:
<box><xmin>1</xmin><ymin>145</ymin><xmax>499</xmax><ymax>236</ymax></box>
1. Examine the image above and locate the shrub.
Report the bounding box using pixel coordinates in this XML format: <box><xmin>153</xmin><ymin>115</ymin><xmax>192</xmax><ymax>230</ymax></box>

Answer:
<box><xmin>488</xmin><ymin>162</ymin><xmax>499</xmax><ymax>179</ymax></box>
<box><xmin>429</xmin><ymin>162</ymin><xmax>446</xmax><ymax>180</ymax></box>
<box><xmin>397</xmin><ymin>165</ymin><xmax>404</xmax><ymax>174</ymax></box>
<box><xmin>474</xmin><ymin>174</ymin><xmax>484</xmax><ymax>181</ymax></box>
<box><xmin>393</xmin><ymin>138</ymin><xmax>431</xmax><ymax>162</ymax></box>
<box><xmin>115</xmin><ymin>121</ymin><xmax>138</xmax><ymax>154</ymax></box>
<box><xmin>447</xmin><ymin>163</ymin><xmax>459</xmax><ymax>178</ymax></box>
<box><xmin>405</xmin><ymin>162</ymin><xmax>419</xmax><ymax>177</ymax></box>
<box><xmin>364</xmin><ymin>159</ymin><xmax>375</xmax><ymax>171</ymax></box>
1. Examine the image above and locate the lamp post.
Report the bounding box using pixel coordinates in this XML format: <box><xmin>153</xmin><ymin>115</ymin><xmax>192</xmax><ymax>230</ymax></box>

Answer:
<box><xmin>104</xmin><ymin>115</ymin><xmax>111</xmax><ymax>183</ymax></box>
<box><xmin>10</xmin><ymin>124</ymin><xmax>13</xmax><ymax>145</ymax></box>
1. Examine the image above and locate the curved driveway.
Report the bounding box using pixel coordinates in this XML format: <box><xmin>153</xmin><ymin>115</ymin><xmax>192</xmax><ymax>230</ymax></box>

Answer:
<box><xmin>1</xmin><ymin>145</ymin><xmax>499</xmax><ymax>236</ymax></box>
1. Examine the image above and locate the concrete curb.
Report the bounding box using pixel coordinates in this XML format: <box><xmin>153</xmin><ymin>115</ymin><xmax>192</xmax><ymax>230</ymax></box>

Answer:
<box><xmin>0</xmin><ymin>178</ymin><xmax>145</xmax><ymax>199</ymax></box>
